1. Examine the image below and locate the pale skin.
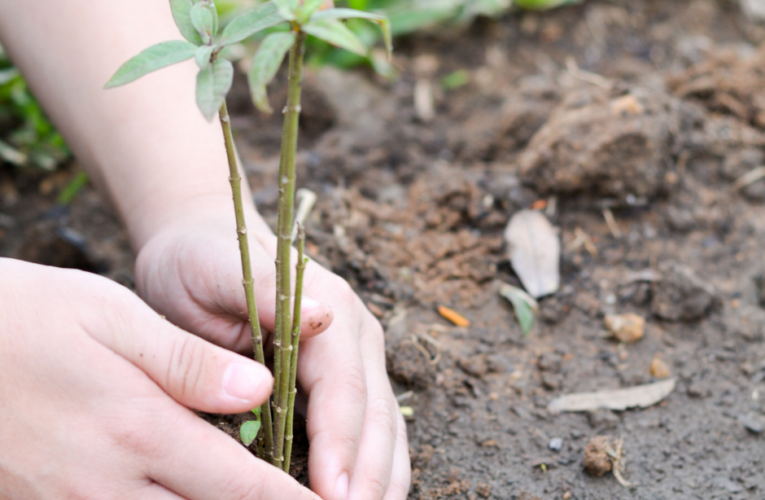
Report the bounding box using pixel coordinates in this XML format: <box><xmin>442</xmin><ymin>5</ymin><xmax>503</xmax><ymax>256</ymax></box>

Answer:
<box><xmin>0</xmin><ymin>1</ymin><xmax>410</xmax><ymax>500</ymax></box>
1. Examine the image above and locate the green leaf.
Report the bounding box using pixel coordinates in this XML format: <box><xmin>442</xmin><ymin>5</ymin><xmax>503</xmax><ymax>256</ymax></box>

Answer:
<box><xmin>441</xmin><ymin>69</ymin><xmax>470</xmax><ymax>90</ymax></box>
<box><xmin>217</xmin><ymin>2</ymin><xmax>286</xmax><ymax>46</ymax></box>
<box><xmin>169</xmin><ymin>0</ymin><xmax>204</xmax><ymax>45</ymax></box>
<box><xmin>499</xmin><ymin>283</ymin><xmax>539</xmax><ymax>336</ymax></box>
<box><xmin>297</xmin><ymin>0</ymin><xmax>327</xmax><ymax>24</ymax></box>
<box><xmin>272</xmin><ymin>0</ymin><xmax>297</xmax><ymax>20</ymax></box>
<box><xmin>190</xmin><ymin>2</ymin><xmax>216</xmax><ymax>44</ymax></box>
<box><xmin>302</xmin><ymin>19</ymin><xmax>366</xmax><ymax>57</ymax></box>
<box><xmin>310</xmin><ymin>9</ymin><xmax>391</xmax><ymax>59</ymax></box>
<box><xmin>196</xmin><ymin>58</ymin><xmax>234</xmax><ymax>121</ymax></box>
<box><xmin>105</xmin><ymin>40</ymin><xmax>197</xmax><ymax>89</ymax></box>
<box><xmin>248</xmin><ymin>32</ymin><xmax>295</xmax><ymax>113</ymax></box>
<box><xmin>240</xmin><ymin>420</ymin><xmax>261</xmax><ymax>447</ymax></box>
<box><xmin>515</xmin><ymin>0</ymin><xmax>581</xmax><ymax>10</ymax></box>
<box><xmin>195</xmin><ymin>45</ymin><xmax>214</xmax><ymax>68</ymax></box>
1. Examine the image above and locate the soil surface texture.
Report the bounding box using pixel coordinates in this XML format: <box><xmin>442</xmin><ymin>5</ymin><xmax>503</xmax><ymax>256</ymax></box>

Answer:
<box><xmin>3</xmin><ymin>1</ymin><xmax>765</xmax><ymax>499</ymax></box>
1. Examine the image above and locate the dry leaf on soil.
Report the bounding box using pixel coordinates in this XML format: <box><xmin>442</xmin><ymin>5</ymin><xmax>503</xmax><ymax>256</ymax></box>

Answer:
<box><xmin>547</xmin><ymin>378</ymin><xmax>676</xmax><ymax>413</ymax></box>
<box><xmin>504</xmin><ymin>209</ymin><xmax>560</xmax><ymax>298</ymax></box>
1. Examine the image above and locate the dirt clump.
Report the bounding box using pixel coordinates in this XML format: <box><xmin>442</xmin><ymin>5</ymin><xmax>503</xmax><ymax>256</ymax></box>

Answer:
<box><xmin>583</xmin><ymin>436</ymin><xmax>616</xmax><ymax>477</ymax></box>
<box><xmin>668</xmin><ymin>44</ymin><xmax>765</xmax><ymax>129</ymax></box>
<box><xmin>518</xmin><ymin>85</ymin><xmax>682</xmax><ymax>200</ymax></box>
<box><xmin>651</xmin><ymin>263</ymin><xmax>719</xmax><ymax>321</ymax></box>
<box><xmin>387</xmin><ymin>336</ymin><xmax>436</xmax><ymax>390</ymax></box>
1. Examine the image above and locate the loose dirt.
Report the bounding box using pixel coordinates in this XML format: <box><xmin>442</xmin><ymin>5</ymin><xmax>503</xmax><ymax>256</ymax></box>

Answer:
<box><xmin>3</xmin><ymin>1</ymin><xmax>765</xmax><ymax>498</ymax></box>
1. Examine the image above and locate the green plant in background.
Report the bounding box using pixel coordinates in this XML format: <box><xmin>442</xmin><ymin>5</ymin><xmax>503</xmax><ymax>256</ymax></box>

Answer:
<box><xmin>105</xmin><ymin>0</ymin><xmax>390</xmax><ymax>473</ymax></box>
<box><xmin>0</xmin><ymin>47</ymin><xmax>69</xmax><ymax>171</ymax></box>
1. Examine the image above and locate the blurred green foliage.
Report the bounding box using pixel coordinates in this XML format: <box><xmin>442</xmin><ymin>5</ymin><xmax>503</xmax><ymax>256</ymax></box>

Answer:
<box><xmin>304</xmin><ymin>0</ymin><xmax>582</xmax><ymax>70</ymax></box>
<box><xmin>0</xmin><ymin>0</ymin><xmax>580</xmax><ymax>172</ymax></box>
<box><xmin>0</xmin><ymin>46</ymin><xmax>69</xmax><ymax>171</ymax></box>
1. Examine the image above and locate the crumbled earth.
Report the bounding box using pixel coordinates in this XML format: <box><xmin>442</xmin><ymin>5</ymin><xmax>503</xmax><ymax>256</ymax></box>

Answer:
<box><xmin>3</xmin><ymin>1</ymin><xmax>765</xmax><ymax>499</ymax></box>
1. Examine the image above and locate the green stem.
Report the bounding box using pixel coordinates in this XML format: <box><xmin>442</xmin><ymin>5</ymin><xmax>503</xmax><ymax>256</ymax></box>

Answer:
<box><xmin>272</xmin><ymin>29</ymin><xmax>306</xmax><ymax>469</ymax></box>
<box><xmin>218</xmin><ymin>101</ymin><xmax>274</xmax><ymax>459</ymax></box>
<box><xmin>283</xmin><ymin>225</ymin><xmax>306</xmax><ymax>473</ymax></box>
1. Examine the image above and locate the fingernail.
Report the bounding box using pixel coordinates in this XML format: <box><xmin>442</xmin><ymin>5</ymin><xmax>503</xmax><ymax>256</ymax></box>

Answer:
<box><xmin>222</xmin><ymin>362</ymin><xmax>267</xmax><ymax>402</ymax></box>
<box><xmin>301</xmin><ymin>296</ymin><xmax>322</xmax><ymax>311</ymax></box>
<box><xmin>334</xmin><ymin>472</ymin><xmax>349</xmax><ymax>499</ymax></box>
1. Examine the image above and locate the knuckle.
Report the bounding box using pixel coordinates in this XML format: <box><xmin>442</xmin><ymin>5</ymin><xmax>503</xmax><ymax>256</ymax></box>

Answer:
<box><xmin>107</xmin><ymin>403</ymin><xmax>167</xmax><ymax>459</ymax></box>
<box><xmin>167</xmin><ymin>335</ymin><xmax>208</xmax><ymax>400</ymax></box>
<box><xmin>221</xmin><ymin>474</ymin><xmax>265</xmax><ymax>500</ymax></box>
<box><xmin>336</xmin><ymin>362</ymin><xmax>367</xmax><ymax>406</ymax></box>
<box><xmin>359</xmin><ymin>471</ymin><xmax>388</xmax><ymax>500</ymax></box>
<box><xmin>331</xmin><ymin>276</ymin><xmax>357</xmax><ymax>304</ymax></box>
<box><xmin>369</xmin><ymin>395</ymin><xmax>398</xmax><ymax>439</ymax></box>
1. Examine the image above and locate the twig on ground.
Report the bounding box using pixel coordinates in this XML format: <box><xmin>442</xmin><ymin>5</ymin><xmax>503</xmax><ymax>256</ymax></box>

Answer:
<box><xmin>565</xmin><ymin>56</ymin><xmax>611</xmax><ymax>90</ymax></box>
<box><xmin>602</xmin><ymin>208</ymin><xmax>622</xmax><ymax>238</ymax></box>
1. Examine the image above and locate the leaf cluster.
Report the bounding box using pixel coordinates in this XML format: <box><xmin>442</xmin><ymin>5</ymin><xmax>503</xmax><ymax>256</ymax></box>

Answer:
<box><xmin>106</xmin><ymin>0</ymin><xmax>391</xmax><ymax>119</ymax></box>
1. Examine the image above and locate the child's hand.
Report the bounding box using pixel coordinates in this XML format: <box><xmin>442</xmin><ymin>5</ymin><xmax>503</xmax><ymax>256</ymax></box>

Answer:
<box><xmin>0</xmin><ymin>258</ymin><xmax>321</xmax><ymax>500</ymax></box>
<box><xmin>135</xmin><ymin>201</ymin><xmax>411</xmax><ymax>500</ymax></box>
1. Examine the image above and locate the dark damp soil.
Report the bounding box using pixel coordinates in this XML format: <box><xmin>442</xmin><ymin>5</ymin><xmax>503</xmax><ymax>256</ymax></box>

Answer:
<box><xmin>3</xmin><ymin>1</ymin><xmax>765</xmax><ymax>498</ymax></box>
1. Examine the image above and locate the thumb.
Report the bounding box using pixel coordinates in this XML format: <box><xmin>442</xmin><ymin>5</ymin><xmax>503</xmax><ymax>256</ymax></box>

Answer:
<box><xmin>85</xmin><ymin>289</ymin><xmax>274</xmax><ymax>414</ymax></box>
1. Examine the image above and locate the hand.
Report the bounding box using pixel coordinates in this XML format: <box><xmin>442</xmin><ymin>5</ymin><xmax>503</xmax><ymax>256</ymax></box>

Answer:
<box><xmin>0</xmin><ymin>258</ymin><xmax>321</xmax><ymax>500</ymax></box>
<box><xmin>135</xmin><ymin>200</ymin><xmax>411</xmax><ymax>500</ymax></box>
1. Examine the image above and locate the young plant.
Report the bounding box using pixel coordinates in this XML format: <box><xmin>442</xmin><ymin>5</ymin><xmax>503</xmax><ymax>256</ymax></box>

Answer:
<box><xmin>105</xmin><ymin>0</ymin><xmax>390</xmax><ymax>473</ymax></box>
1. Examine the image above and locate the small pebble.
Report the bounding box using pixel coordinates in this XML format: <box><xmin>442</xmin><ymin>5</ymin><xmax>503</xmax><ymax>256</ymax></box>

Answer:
<box><xmin>549</xmin><ymin>437</ymin><xmax>563</xmax><ymax>452</ymax></box>
<box><xmin>739</xmin><ymin>413</ymin><xmax>764</xmax><ymax>434</ymax></box>
<box><xmin>650</xmin><ymin>355</ymin><xmax>672</xmax><ymax>379</ymax></box>
<box><xmin>604</xmin><ymin>313</ymin><xmax>645</xmax><ymax>343</ymax></box>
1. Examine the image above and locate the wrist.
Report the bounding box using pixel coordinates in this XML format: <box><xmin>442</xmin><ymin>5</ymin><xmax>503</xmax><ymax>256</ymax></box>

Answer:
<box><xmin>130</xmin><ymin>189</ymin><xmax>272</xmax><ymax>252</ymax></box>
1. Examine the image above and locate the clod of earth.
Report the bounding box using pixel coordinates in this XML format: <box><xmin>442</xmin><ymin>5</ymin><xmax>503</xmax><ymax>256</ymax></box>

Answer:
<box><xmin>583</xmin><ymin>436</ymin><xmax>614</xmax><ymax>477</ymax></box>
<box><xmin>518</xmin><ymin>86</ymin><xmax>682</xmax><ymax>200</ymax></box>
<box><xmin>604</xmin><ymin>313</ymin><xmax>645</xmax><ymax>343</ymax></box>
<box><xmin>651</xmin><ymin>264</ymin><xmax>719</xmax><ymax>321</ymax></box>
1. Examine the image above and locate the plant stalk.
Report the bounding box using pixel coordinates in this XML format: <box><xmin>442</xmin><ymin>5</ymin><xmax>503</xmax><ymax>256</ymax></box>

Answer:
<box><xmin>272</xmin><ymin>28</ymin><xmax>306</xmax><ymax>469</ymax></box>
<box><xmin>218</xmin><ymin>100</ymin><xmax>274</xmax><ymax>459</ymax></box>
<box><xmin>283</xmin><ymin>225</ymin><xmax>306</xmax><ymax>473</ymax></box>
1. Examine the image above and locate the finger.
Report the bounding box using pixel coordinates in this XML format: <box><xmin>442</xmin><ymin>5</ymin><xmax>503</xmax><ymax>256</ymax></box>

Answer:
<box><xmin>383</xmin><ymin>414</ymin><xmax>412</xmax><ymax>500</ymax></box>
<box><xmin>146</xmin><ymin>404</ymin><xmax>321</xmax><ymax>500</ymax></box>
<box><xmin>81</xmin><ymin>287</ymin><xmax>273</xmax><ymax>414</ymax></box>
<box><xmin>298</xmin><ymin>284</ymin><xmax>369</xmax><ymax>500</ymax></box>
<box><xmin>347</xmin><ymin>315</ymin><xmax>399</xmax><ymax>500</ymax></box>
<box><xmin>137</xmin><ymin>233</ymin><xmax>333</xmax><ymax>351</ymax></box>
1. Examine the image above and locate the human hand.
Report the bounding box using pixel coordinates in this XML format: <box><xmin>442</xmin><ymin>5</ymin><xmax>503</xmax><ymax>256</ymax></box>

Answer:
<box><xmin>135</xmin><ymin>200</ymin><xmax>411</xmax><ymax>500</ymax></box>
<box><xmin>0</xmin><ymin>258</ymin><xmax>321</xmax><ymax>500</ymax></box>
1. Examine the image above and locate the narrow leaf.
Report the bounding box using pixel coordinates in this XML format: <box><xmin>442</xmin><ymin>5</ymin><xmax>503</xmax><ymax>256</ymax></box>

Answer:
<box><xmin>195</xmin><ymin>45</ymin><xmax>214</xmax><ymax>68</ymax></box>
<box><xmin>499</xmin><ymin>283</ymin><xmax>538</xmax><ymax>335</ymax></box>
<box><xmin>310</xmin><ymin>8</ymin><xmax>392</xmax><ymax>58</ymax></box>
<box><xmin>218</xmin><ymin>2</ymin><xmax>286</xmax><ymax>46</ymax></box>
<box><xmin>248</xmin><ymin>32</ymin><xmax>295</xmax><ymax>113</ymax></box>
<box><xmin>302</xmin><ymin>19</ymin><xmax>367</xmax><ymax>57</ymax></box>
<box><xmin>240</xmin><ymin>420</ymin><xmax>261</xmax><ymax>446</ymax></box>
<box><xmin>272</xmin><ymin>0</ymin><xmax>297</xmax><ymax>20</ymax></box>
<box><xmin>196</xmin><ymin>58</ymin><xmax>234</xmax><ymax>121</ymax></box>
<box><xmin>169</xmin><ymin>0</ymin><xmax>204</xmax><ymax>45</ymax></box>
<box><xmin>190</xmin><ymin>2</ymin><xmax>215</xmax><ymax>44</ymax></box>
<box><xmin>297</xmin><ymin>0</ymin><xmax>328</xmax><ymax>24</ymax></box>
<box><xmin>548</xmin><ymin>378</ymin><xmax>676</xmax><ymax>413</ymax></box>
<box><xmin>105</xmin><ymin>41</ymin><xmax>197</xmax><ymax>89</ymax></box>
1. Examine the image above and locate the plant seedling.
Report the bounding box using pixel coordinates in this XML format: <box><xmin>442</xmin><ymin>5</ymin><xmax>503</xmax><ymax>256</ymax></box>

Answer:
<box><xmin>106</xmin><ymin>0</ymin><xmax>390</xmax><ymax>473</ymax></box>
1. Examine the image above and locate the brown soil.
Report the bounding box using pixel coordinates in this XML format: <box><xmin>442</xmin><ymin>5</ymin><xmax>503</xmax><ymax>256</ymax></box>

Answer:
<box><xmin>3</xmin><ymin>0</ymin><xmax>765</xmax><ymax>498</ymax></box>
